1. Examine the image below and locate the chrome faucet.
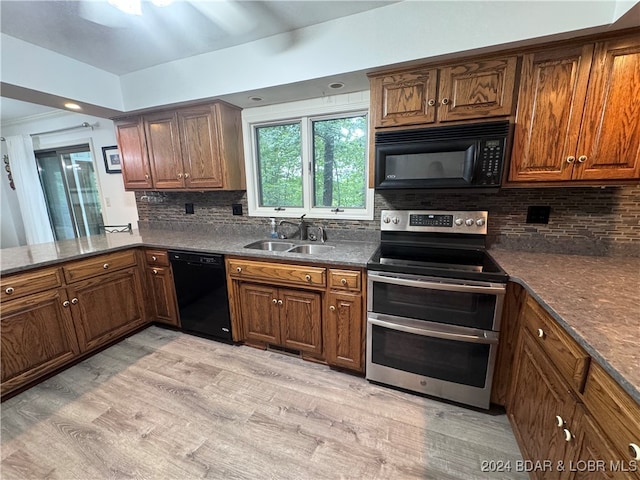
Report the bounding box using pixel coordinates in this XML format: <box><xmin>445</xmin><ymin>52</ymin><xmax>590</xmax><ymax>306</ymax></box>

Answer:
<box><xmin>278</xmin><ymin>215</ymin><xmax>307</xmax><ymax>239</ymax></box>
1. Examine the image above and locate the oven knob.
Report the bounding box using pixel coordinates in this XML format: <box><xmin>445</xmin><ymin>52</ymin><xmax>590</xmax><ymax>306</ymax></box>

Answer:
<box><xmin>454</xmin><ymin>218</ymin><xmax>463</xmax><ymax>226</ymax></box>
<box><xmin>392</xmin><ymin>217</ymin><xmax>400</xmax><ymax>224</ymax></box>
<box><xmin>465</xmin><ymin>218</ymin><xmax>474</xmax><ymax>226</ymax></box>
<box><xmin>383</xmin><ymin>216</ymin><xmax>391</xmax><ymax>223</ymax></box>
<box><xmin>476</xmin><ymin>218</ymin><xmax>486</xmax><ymax>227</ymax></box>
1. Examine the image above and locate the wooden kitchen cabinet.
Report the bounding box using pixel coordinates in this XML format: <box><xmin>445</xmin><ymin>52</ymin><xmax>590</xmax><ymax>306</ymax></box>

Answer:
<box><xmin>114</xmin><ymin>117</ymin><xmax>153</xmax><ymax>189</ymax></box>
<box><xmin>509</xmin><ymin>34</ymin><xmax>640</xmax><ymax>183</ymax></box>
<box><xmin>369</xmin><ymin>55</ymin><xmax>518</xmax><ymax>128</ymax></box>
<box><xmin>238</xmin><ymin>282</ymin><xmax>322</xmax><ymax>355</ymax></box>
<box><xmin>144</xmin><ymin>249</ymin><xmax>179</xmax><ymax>327</ymax></box>
<box><xmin>0</xmin><ymin>288</ymin><xmax>80</xmax><ymax>397</ymax></box>
<box><xmin>325</xmin><ymin>290</ymin><xmax>363</xmax><ymax>372</ymax></box>
<box><xmin>116</xmin><ymin>101</ymin><xmax>245</xmax><ymax>191</ymax></box>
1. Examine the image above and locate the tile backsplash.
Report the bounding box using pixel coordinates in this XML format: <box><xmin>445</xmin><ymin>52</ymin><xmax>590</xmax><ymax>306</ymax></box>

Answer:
<box><xmin>136</xmin><ymin>185</ymin><xmax>640</xmax><ymax>256</ymax></box>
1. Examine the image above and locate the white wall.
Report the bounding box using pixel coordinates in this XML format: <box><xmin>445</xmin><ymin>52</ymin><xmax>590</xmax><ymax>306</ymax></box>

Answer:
<box><xmin>1</xmin><ymin>111</ymin><xmax>139</xmax><ymax>247</ymax></box>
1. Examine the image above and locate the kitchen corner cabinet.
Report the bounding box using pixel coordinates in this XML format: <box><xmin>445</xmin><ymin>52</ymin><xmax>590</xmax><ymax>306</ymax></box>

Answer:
<box><xmin>507</xmin><ymin>292</ymin><xmax>640</xmax><ymax>479</ymax></box>
<box><xmin>144</xmin><ymin>249</ymin><xmax>180</xmax><ymax>327</ymax></box>
<box><xmin>509</xmin><ymin>34</ymin><xmax>640</xmax><ymax>183</ymax></box>
<box><xmin>369</xmin><ymin>55</ymin><xmax>518</xmax><ymax>128</ymax></box>
<box><xmin>1</xmin><ymin>250</ymin><xmax>149</xmax><ymax>398</ymax></box>
<box><xmin>227</xmin><ymin>258</ymin><xmax>365</xmax><ymax>373</ymax></box>
<box><xmin>115</xmin><ymin>101</ymin><xmax>245</xmax><ymax>191</ymax></box>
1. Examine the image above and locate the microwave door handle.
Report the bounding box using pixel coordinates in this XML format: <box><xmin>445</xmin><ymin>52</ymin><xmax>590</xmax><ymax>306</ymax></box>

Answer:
<box><xmin>368</xmin><ymin>272</ymin><xmax>506</xmax><ymax>295</ymax></box>
<box><xmin>368</xmin><ymin>317</ymin><xmax>499</xmax><ymax>344</ymax></box>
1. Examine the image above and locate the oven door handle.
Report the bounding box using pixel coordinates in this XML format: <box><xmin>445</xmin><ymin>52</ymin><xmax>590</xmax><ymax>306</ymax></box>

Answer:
<box><xmin>368</xmin><ymin>317</ymin><xmax>499</xmax><ymax>344</ymax></box>
<box><xmin>368</xmin><ymin>272</ymin><xmax>506</xmax><ymax>295</ymax></box>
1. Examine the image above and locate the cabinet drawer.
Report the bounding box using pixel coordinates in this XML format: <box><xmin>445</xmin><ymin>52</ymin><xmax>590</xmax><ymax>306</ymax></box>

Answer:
<box><xmin>228</xmin><ymin>259</ymin><xmax>326</xmax><ymax>288</ymax></box>
<box><xmin>64</xmin><ymin>250</ymin><xmax>138</xmax><ymax>283</ymax></box>
<box><xmin>145</xmin><ymin>249</ymin><xmax>170</xmax><ymax>266</ymax></box>
<box><xmin>329</xmin><ymin>269</ymin><xmax>361</xmax><ymax>291</ymax></box>
<box><xmin>522</xmin><ymin>296</ymin><xmax>590</xmax><ymax>392</ymax></box>
<box><xmin>583</xmin><ymin>362</ymin><xmax>640</xmax><ymax>464</ymax></box>
<box><xmin>1</xmin><ymin>267</ymin><xmax>63</xmax><ymax>302</ymax></box>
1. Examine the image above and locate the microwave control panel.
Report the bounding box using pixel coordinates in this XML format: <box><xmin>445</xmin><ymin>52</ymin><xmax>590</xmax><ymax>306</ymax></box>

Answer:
<box><xmin>477</xmin><ymin>139</ymin><xmax>504</xmax><ymax>185</ymax></box>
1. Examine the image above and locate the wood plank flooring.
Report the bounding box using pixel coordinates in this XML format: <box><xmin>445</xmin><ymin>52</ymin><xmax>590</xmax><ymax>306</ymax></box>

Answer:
<box><xmin>1</xmin><ymin>326</ymin><xmax>527</xmax><ymax>479</ymax></box>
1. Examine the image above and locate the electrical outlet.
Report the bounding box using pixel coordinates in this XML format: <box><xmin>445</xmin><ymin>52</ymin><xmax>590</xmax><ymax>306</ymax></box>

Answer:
<box><xmin>526</xmin><ymin>206</ymin><xmax>551</xmax><ymax>224</ymax></box>
<box><xmin>185</xmin><ymin>203</ymin><xmax>194</xmax><ymax>215</ymax></box>
<box><xmin>232</xmin><ymin>204</ymin><xmax>243</xmax><ymax>215</ymax></box>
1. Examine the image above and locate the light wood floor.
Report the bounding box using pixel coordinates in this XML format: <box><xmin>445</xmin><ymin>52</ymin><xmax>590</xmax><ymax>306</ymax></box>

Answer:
<box><xmin>1</xmin><ymin>326</ymin><xmax>526</xmax><ymax>479</ymax></box>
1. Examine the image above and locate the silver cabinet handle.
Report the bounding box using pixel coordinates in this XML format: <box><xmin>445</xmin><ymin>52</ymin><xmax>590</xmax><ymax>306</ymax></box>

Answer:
<box><xmin>441</xmin><ymin>98</ymin><xmax>450</xmax><ymax>105</ymax></box>
<box><xmin>272</xmin><ymin>298</ymin><xmax>278</xmax><ymax>304</ymax></box>
<box><xmin>340</xmin><ymin>278</ymin><xmax>348</xmax><ymax>286</ymax></box>
<box><xmin>427</xmin><ymin>99</ymin><xmax>435</xmax><ymax>106</ymax></box>
<box><xmin>236</xmin><ymin>267</ymin><xmax>242</xmax><ymax>273</ymax></box>
<box><xmin>537</xmin><ymin>328</ymin><xmax>545</xmax><ymax>338</ymax></box>
<box><xmin>277</xmin><ymin>300</ymin><xmax>283</xmax><ymax>306</ymax></box>
<box><xmin>566</xmin><ymin>156</ymin><xmax>576</xmax><ymax>164</ymax></box>
<box><xmin>555</xmin><ymin>415</ymin><xmax>564</xmax><ymax>427</ymax></box>
<box><xmin>62</xmin><ymin>300</ymin><xmax>70</xmax><ymax>307</ymax></box>
<box><xmin>71</xmin><ymin>297</ymin><xmax>78</xmax><ymax>305</ymax></box>
<box><xmin>305</xmin><ymin>274</ymin><xmax>311</xmax><ymax>281</ymax></box>
<box><xmin>578</xmin><ymin>155</ymin><xmax>587</xmax><ymax>163</ymax></box>
<box><xmin>151</xmin><ymin>255</ymin><xmax>157</xmax><ymax>261</ymax></box>
<box><xmin>103</xmin><ymin>263</ymin><xmax>109</xmax><ymax>269</ymax></box>
<box><xmin>5</xmin><ymin>287</ymin><xmax>14</xmax><ymax>295</ymax></box>
<box><xmin>177</xmin><ymin>173</ymin><xmax>183</xmax><ymax>179</ymax></box>
<box><xmin>563</xmin><ymin>428</ymin><xmax>573</xmax><ymax>442</ymax></box>
<box><xmin>152</xmin><ymin>269</ymin><xmax>158</xmax><ymax>275</ymax></box>
<box><xmin>329</xmin><ymin>305</ymin><xmax>336</xmax><ymax>311</ymax></box>
<box><xmin>184</xmin><ymin>173</ymin><xmax>190</xmax><ymax>179</ymax></box>
<box><xmin>144</xmin><ymin>173</ymin><xmax>150</xmax><ymax>179</ymax></box>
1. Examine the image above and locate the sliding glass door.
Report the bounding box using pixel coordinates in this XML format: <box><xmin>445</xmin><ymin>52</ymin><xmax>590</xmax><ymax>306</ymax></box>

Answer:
<box><xmin>35</xmin><ymin>144</ymin><xmax>104</xmax><ymax>241</ymax></box>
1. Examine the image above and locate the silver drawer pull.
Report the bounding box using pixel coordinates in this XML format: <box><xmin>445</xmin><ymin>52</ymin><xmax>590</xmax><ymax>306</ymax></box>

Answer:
<box><xmin>277</xmin><ymin>300</ymin><xmax>283</xmax><ymax>306</ymax></box>
<box><xmin>555</xmin><ymin>415</ymin><xmax>564</xmax><ymax>427</ymax></box>
<box><xmin>630</xmin><ymin>443</ymin><xmax>640</xmax><ymax>460</ymax></box>
<box><xmin>305</xmin><ymin>274</ymin><xmax>311</xmax><ymax>281</ymax></box>
<box><xmin>151</xmin><ymin>255</ymin><xmax>157</xmax><ymax>261</ymax></box>
<box><xmin>272</xmin><ymin>298</ymin><xmax>278</xmax><ymax>304</ymax></box>
<box><xmin>62</xmin><ymin>300</ymin><xmax>70</xmax><ymax>307</ymax></box>
<box><xmin>340</xmin><ymin>278</ymin><xmax>347</xmax><ymax>285</ymax></box>
<box><xmin>5</xmin><ymin>287</ymin><xmax>14</xmax><ymax>295</ymax></box>
<box><xmin>103</xmin><ymin>263</ymin><xmax>110</xmax><ymax>269</ymax></box>
<box><xmin>563</xmin><ymin>428</ymin><xmax>573</xmax><ymax>442</ymax></box>
<box><xmin>537</xmin><ymin>328</ymin><xmax>545</xmax><ymax>338</ymax></box>
<box><xmin>329</xmin><ymin>305</ymin><xmax>336</xmax><ymax>311</ymax></box>
<box><xmin>236</xmin><ymin>267</ymin><xmax>242</xmax><ymax>273</ymax></box>
<box><xmin>71</xmin><ymin>297</ymin><xmax>78</xmax><ymax>305</ymax></box>
<box><xmin>152</xmin><ymin>269</ymin><xmax>158</xmax><ymax>275</ymax></box>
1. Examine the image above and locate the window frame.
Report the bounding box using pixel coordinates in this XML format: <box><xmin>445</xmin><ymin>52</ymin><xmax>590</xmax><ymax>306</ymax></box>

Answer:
<box><xmin>242</xmin><ymin>92</ymin><xmax>373</xmax><ymax>220</ymax></box>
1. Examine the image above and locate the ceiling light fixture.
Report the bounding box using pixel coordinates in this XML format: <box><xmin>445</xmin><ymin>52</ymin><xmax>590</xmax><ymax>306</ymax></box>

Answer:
<box><xmin>64</xmin><ymin>103</ymin><xmax>82</xmax><ymax>111</ymax></box>
<box><xmin>249</xmin><ymin>96</ymin><xmax>263</xmax><ymax>102</ymax></box>
<box><xmin>328</xmin><ymin>82</ymin><xmax>345</xmax><ymax>90</ymax></box>
<box><xmin>108</xmin><ymin>0</ymin><xmax>142</xmax><ymax>16</ymax></box>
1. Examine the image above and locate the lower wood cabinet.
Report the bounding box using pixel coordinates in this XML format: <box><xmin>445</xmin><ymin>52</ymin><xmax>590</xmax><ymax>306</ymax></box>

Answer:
<box><xmin>227</xmin><ymin>257</ymin><xmax>365</xmax><ymax>373</ymax></box>
<box><xmin>1</xmin><ymin>249</ymin><xmax>150</xmax><ymax>399</ymax></box>
<box><xmin>67</xmin><ymin>267</ymin><xmax>146</xmax><ymax>352</ymax></box>
<box><xmin>0</xmin><ymin>288</ymin><xmax>80</xmax><ymax>397</ymax></box>
<box><xmin>144</xmin><ymin>249</ymin><xmax>179</xmax><ymax>327</ymax></box>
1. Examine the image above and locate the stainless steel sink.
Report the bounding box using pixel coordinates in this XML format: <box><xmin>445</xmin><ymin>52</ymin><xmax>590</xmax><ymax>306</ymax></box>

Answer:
<box><xmin>286</xmin><ymin>244</ymin><xmax>335</xmax><ymax>254</ymax></box>
<box><xmin>244</xmin><ymin>240</ymin><xmax>296</xmax><ymax>251</ymax></box>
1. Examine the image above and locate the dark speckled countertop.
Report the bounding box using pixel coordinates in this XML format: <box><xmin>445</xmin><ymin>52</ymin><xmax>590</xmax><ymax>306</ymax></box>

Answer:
<box><xmin>489</xmin><ymin>249</ymin><xmax>640</xmax><ymax>403</ymax></box>
<box><xmin>1</xmin><ymin>232</ymin><xmax>637</xmax><ymax>403</ymax></box>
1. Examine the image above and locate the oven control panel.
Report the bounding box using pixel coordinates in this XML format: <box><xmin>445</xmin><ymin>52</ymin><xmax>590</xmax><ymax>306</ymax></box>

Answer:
<box><xmin>381</xmin><ymin>210</ymin><xmax>488</xmax><ymax>234</ymax></box>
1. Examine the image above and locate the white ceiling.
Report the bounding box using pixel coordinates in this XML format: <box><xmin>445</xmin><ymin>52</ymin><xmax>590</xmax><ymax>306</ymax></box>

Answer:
<box><xmin>0</xmin><ymin>0</ymin><xmax>396</xmax><ymax>75</ymax></box>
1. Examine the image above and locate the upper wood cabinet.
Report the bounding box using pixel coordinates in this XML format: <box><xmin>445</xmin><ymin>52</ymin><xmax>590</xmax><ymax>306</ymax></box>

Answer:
<box><xmin>115</xmin><ymin>101</ymin><xmax>245</xmax><ymax>191</ymax></box>
<box><xmin>509</xmin><ymin>34</ymin><xmax>640</xmax><ymax>183</ymax></box>
<box><xmin>369</xmin><ymin>55</ymin><xmax>518</xmax><ymax>128</ymax></box>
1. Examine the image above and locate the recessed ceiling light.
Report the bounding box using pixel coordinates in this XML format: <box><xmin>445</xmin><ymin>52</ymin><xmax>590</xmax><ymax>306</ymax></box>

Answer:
<box><xmin>249</xmin><ymin>96</ymin><xmax>263</xmax><ymax>102</ymax></box>
<box><xmin>64</xmin><ymin>103</ymin><xmax>82</xmax><ymax>111</ymax></box>
<box><xmin>328</xmin><ymin>82</ymin><xmax>345</xmax><ymax>90</ymax></box>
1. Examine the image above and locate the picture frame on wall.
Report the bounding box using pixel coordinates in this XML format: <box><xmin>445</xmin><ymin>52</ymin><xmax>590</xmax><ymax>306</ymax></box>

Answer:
<box><xmin>102</xmin><ymin>146</ymin><xmax>122</xmax><ymax>174</ymax></box>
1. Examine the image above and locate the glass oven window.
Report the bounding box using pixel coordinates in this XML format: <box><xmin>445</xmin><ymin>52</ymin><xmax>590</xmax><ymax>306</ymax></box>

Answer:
<box><xmin>371</xmin><ymin>324</ymin><xmax>490</xmax><ymax>388</ymax></box>
<box><xmin>371</xmin><ymin>281</ymin><xmax>497</xmax><ymax>330</ymax></box>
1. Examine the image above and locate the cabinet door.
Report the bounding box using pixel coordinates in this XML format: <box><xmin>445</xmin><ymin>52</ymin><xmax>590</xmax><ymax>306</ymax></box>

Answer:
<box><xmin>438</xmin><ymin>56</ymin><xmax>518</xmax><ymax>122</ymax></box>
<box><xmin>509</xmin><ymin>45</ymin><xmax>594</xmax><ymax>182</ymax></box>
<box><xmin>571</xmin><ymin>409</ymin><xmax>638</xmax><ymax>480</ymax></box>
<box><xmin>325</xmin><ymin>291</ymin><xmax>363</xmax><ymax>372</ymax></box>
<box><xmin>68</xmin><ymin>267</ymin><xmax>146</xmax><ymax>352</ymax></box>
<box><xmin>147</xmin><ymin>266</ymin><xmax>180</xmax><ymax>327</ymax></box>
<box><xmin>1</xmin><ymin>289</ymin><xmax>80</xmax><ymax>396</ymax></box>
<box><xmin>115</xmin><ymin>118</ymin><xmax>153</xmax><ymax>189</ymax></box>
<box><xmin>509</xmin><ymin>330</ymin><xmax>580</xmax><ymax>480</ymax></box>
<box><xmin>178</xmin><ymin>106</ymin><xmax>224</xmax><ymax>189</ymax></box>
<box><xmin>279</xmin><ymin>288</ymin><xmax>322</xmax><ymax>355</ymax></box>
<box><xmin>144</xmin><ymin>111</ymin><xmax>184</xmax><ymax>189</ymax></box>
<box><xmin>576</xmin><ymin>36</ymin><xmax>640</xmax><ymax>180</ymax></box>
<box><xmin>370</xmin><ymin>68</ymin><xmax>438</xmax><ymax>127</ymax></box>
<box><xmin>239</xmin><ymin>283</ymin><xmax>280</xmax><ymax>344</ymax></box>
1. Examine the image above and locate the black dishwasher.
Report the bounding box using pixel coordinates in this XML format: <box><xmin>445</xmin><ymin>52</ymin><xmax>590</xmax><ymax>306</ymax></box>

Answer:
<box><xmin>168</xmin><ymin>250</ymin><xmax>232</xmax><ymax>342</ymax></box>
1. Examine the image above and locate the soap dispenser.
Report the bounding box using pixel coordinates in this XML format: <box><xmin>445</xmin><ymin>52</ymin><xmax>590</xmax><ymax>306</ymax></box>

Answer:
<box><xmin>269</xmin><ymin>218</ymin><xmax>278</xmax><ymax>238</ymax></box>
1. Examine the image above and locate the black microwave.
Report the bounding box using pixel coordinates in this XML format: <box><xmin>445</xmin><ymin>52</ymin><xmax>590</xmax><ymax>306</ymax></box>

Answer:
<box><xmin>374</xmin><ymin>121</ymin><xmax>512</xmax><ymax>190</ymax></box>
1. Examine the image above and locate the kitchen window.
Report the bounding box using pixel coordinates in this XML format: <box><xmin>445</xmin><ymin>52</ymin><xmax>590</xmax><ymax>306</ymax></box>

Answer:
<box><xmin>243</xmin><ymin>93</ymin><xmax>373</xmax><ymax>220</ymax></box>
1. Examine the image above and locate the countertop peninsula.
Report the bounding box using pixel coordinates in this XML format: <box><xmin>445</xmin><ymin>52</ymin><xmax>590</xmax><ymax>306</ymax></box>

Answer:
<box><xmin>1</xmin><ymin>230</ymin><xmax>638</xmax><ymax>402</ymax></box>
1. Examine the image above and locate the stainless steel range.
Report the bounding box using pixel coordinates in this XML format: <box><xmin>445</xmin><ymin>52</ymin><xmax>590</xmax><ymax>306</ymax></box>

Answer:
<box><xmin>366</xmin><ymin>210</ymin><xmax>507</xmax><ymax>409</ymax></box>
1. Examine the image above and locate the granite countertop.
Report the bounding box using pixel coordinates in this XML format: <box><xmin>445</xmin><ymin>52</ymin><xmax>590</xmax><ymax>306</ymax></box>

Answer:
<box><xmin>489</xmin><ymin>249</ymin><xmax>640</xmax><ymax>403</ymax></box>
<box><xmin>0</xmin><ymin>228</ymin><xmax>379</xmax><ymax>276</ymax></box>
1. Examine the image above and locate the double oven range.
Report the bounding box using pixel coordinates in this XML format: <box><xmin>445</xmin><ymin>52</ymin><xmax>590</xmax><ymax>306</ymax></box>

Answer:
<box><xmin>366</xmin><ymin>210</ymin><xmax>507</xmax><ymax>409</ymax></box>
